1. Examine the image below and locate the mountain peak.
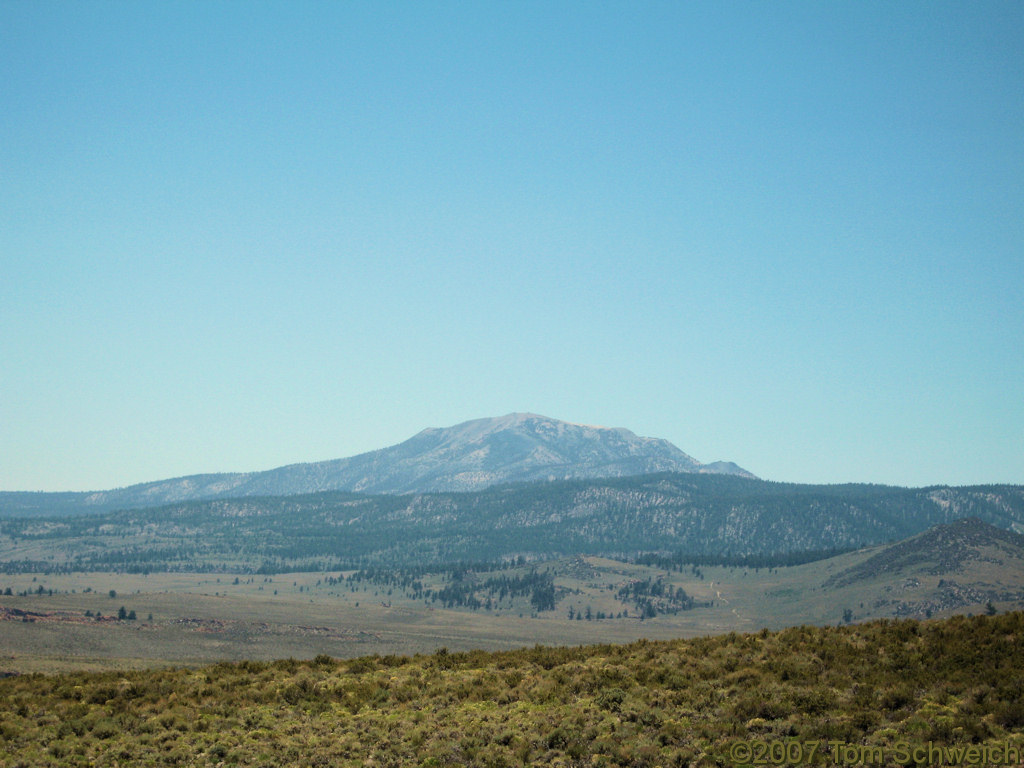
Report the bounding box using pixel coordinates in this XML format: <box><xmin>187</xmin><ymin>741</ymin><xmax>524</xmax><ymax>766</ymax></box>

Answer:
<box><xmin>1</xmin><ymin>414</ymin><xmax>755</xmax><ymax>514</ymax></box>
<box><xmin>430</xmin><ymin>412</ymin><xmax>618</xmax><ymax>435</ymax></box>
<box><xmin>326</xmin><ymin>413</ymin><xmax>756</xmax><ymax>493</ymax></box>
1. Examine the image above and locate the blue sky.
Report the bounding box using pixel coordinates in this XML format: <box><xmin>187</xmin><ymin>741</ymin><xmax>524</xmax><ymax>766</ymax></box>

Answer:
<box><xmin>2</xmin><ymin>1</ymin><xmax>1022</xmax><ymax>491</ymax></box>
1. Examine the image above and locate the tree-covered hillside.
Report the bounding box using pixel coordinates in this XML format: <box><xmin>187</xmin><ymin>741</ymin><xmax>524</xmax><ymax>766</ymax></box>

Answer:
<box><xmin>1</xmin><ymin>474</ymin><xmax>1022</xmax><ymax>573</ymax></box>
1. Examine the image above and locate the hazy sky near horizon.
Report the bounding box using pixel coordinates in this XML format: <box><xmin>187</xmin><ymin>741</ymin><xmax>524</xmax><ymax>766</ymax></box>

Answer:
<box><xmin>2</xmin><ymin>1</ymin><xmax>1022</xmax><ymax>491</ymax></box>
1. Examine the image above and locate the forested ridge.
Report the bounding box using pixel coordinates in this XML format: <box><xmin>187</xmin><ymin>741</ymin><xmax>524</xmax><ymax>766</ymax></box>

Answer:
<box><xmin>2</xmin><ymin>474</ymin><xmax>1022</xmax><ymax>573</ymax></box>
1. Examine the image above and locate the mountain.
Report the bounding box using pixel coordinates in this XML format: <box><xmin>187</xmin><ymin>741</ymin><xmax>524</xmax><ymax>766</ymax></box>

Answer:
<box><xmin>0</xmin><ymin>413</ymin><xmax>754</xmax><ymax>516</ymax></box>
<box><xmin>825</xmin><ymin>516</ymin><xmax>1024</xmax><ymax>589</ymax></box>
<box><xmin>819</xmin><ymin>518</ymin><xmax>1024</xmax><ymax>621</ymax></box>
<box><xmin>4</xmin><ymin>473</ymin><xmax>1022</xmax><ymax>573</ymax></box>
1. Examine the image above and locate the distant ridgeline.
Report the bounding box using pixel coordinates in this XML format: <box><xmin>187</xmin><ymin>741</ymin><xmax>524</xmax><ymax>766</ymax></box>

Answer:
<box><xmin>0</xmin><ymin>473</ymin><xmax>1022</xmax><ymax>573</ymax></box>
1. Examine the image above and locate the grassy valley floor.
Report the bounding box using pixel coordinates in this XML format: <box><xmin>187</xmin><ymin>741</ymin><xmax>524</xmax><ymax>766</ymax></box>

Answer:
<box><xmin>1</xmin><ymin>545</ymin><xmax>1023</xmax><ymax>674</ymax></box>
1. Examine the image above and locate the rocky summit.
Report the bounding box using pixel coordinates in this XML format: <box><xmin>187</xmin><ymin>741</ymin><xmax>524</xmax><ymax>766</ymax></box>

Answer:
<box><xmin>0</xmin><ymin>413</ymin><xmax>753</xmax><ymax>515</ymax></box>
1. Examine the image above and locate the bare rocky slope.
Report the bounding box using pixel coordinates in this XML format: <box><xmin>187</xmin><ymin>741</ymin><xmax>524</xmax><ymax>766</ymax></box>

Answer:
<box><xmin>0</xmin><ymin>413</ymin><xmax>754</xmax><ymax>516</ymax></box>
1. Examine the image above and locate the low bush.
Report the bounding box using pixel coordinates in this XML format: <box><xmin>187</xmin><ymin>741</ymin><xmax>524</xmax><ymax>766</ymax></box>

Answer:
<box><xmin>0</xmin><ymin>612</ymin><xmax>1020</xmax><ymax>767</ymax></box>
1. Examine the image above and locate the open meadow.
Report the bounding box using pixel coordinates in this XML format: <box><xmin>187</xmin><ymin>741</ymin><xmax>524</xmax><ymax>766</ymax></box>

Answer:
<box><xmin>4</xmin><ymin>538</ymin><xmax>1021</xmax><ymax>674</ymax></box>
